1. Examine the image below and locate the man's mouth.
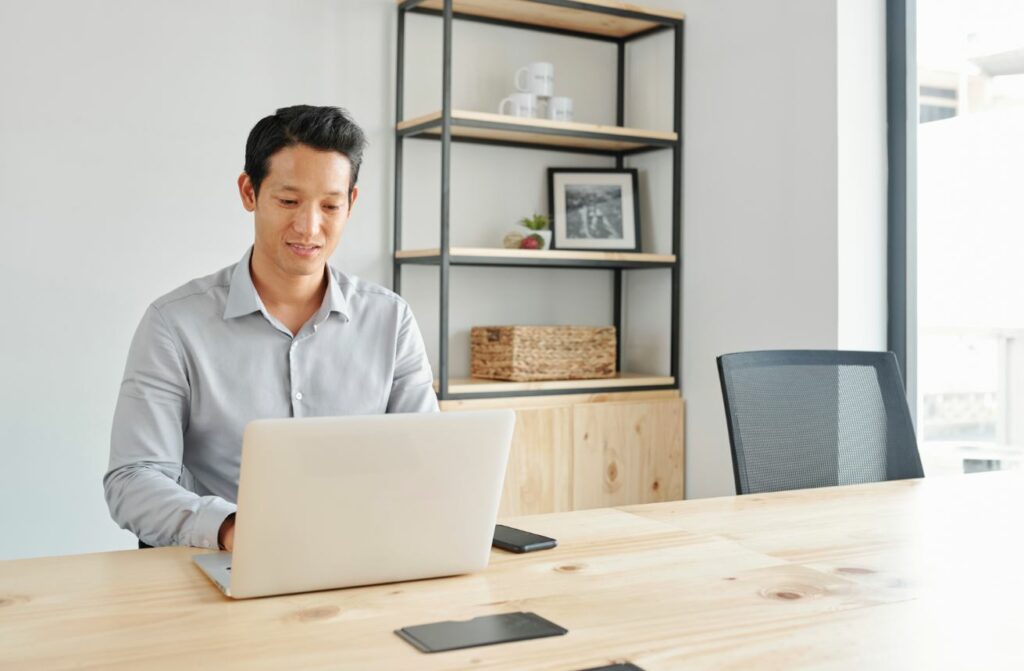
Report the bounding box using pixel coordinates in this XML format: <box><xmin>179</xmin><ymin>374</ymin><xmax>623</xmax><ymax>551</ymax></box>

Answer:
<box><xmin>287</xmin><ymin>243</ymin><xmax>322</xmax><ymax>257</ymax></box>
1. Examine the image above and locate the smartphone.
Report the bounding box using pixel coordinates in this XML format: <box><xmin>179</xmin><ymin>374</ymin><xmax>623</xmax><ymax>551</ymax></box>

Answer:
<box><xmin>492</xmin><ymin>524</ymin><xmax>557</xmax><ymax>553</ymax></box>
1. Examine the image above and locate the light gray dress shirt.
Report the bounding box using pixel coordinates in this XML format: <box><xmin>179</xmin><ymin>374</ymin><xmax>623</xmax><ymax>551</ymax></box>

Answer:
<box><xmin>105</xmin><ymin>248</ymin><xmax>438</xmax><ymax>548</ymax></box>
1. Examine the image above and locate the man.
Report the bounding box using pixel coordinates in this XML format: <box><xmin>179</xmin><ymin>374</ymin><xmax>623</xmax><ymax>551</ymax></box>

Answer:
<box><xmin>105</xmin><ymin>105</ymin><xmax>438</xmax><ymax>551</ymax></box>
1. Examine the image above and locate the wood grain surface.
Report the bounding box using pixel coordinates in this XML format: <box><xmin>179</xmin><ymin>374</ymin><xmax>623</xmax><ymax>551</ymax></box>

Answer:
<box><xmin>439</xmin><ymin>388</ymin><xmax>679</xmax><ymax>411</ymax></box>
<box><xmin>435</xmin><ymin>373</ymin><xmax>675</xmax><ymax>395</ymax></box>
<box><xmin>498</xmin><ymin>403</ymin><xmax>575</xmax><ymax>515</ymax></box>
<box><xmin>3</xmin><ymin>473</ymin><xmax>1023</xmax><ymax>670</ymax></box>
<box><xmin>410</xmin><ymin>0</ymin><xmax>683</xmax><ymax>39</ymax></box>
<box><xmin>394</xmin><ymin>248</ymin><xmax>676</xmax><ymax>264</ymax></box>
<box><xmin>470</xmin><ymin>394</ymin><xmax>683</xmax><ymax>516</ymax></box>
<box><xmin>397</xmin><ymin>110</ymin><xmax>678</xmax><ymax>152</ymax></box>
<box><xmin>572</xmin><ymin>398</ymin><xmax>684</xmax><ymax>508</ymax></box>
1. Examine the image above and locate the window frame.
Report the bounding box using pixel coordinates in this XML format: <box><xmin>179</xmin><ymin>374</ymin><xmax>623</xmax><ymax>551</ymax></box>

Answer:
<box><xmin>887</xmin><ymin>0</ymin><xmax>918</xmax><ymax>421</ymax></box>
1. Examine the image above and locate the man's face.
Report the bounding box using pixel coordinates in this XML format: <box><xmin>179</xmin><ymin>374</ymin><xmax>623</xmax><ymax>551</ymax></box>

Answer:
<box><xmin>238</xmin><ymin>143</ymin><xmax>359</xmax><ymax>280</ymax></box>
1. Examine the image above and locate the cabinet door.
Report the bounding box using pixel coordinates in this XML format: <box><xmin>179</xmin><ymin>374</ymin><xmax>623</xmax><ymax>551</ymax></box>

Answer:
<box><xmin>497</xmin><ymin>405</ymin><xmax>574</xmax><ymax>517</ymax></box>
<box><xmin>572</xmin><ymin>398</ymin><xmax>684</xmax><ymax>509</ymax></box>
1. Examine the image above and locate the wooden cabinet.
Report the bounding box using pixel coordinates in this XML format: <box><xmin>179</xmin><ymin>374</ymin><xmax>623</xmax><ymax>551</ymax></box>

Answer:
<box><xmin>442</xmin><ymin>390</ymin><xmax>684</xmax><ymax>516</ymax></box>
<box><xmin>572</xmin><ymin>395</ymin><xmax>684</xmax><ymax>510</ymax></box>
<box><xmin>500</xmin><ymin>404</ymin><xmax>574</xmax><ymax>515</ymax></box>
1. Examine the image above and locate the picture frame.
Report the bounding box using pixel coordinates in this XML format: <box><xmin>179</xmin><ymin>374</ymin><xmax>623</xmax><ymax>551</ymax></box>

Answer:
<box><xmin>547</xmin><ymin>168</ymin><xmax>641</xmax><ymax>252</ymax></box>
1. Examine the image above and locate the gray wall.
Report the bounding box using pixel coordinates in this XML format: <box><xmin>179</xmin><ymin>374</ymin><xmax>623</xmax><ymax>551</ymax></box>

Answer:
<box><xmin>672</xmin><ymin>0</ymin><xmax>887</xmax><ymax>499</ymax></box>
<box><xmin>676</xmin><ymin>0</ymin><xmax>840</xmax><ymax>499</ymax></box>
<box><xmin>0</xmin><ymin>0</ymin><xmax>886</xmax><ymax>559</ymax></box>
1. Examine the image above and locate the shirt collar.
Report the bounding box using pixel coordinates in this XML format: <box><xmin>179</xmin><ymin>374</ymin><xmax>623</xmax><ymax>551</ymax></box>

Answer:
<box><xmin>222</xmin><ymin>247</ymin><xmax>350</xmax><ymax>323</ymax></box>
<box><xmin>316</xmin><ymin>262</ymin><xmax>350</xmax><ymax>324</ymax></box>
<box><xmin>223</xmin><ymin>248</ymin><xmax>262</xmax><ymax>319</ymax></box>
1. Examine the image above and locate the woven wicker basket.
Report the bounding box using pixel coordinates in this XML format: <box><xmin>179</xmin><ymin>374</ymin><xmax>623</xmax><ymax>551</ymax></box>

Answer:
<box><xmin>470</xmin><ymin>325</ymin><xmax>616</xmax><ymax>382</ymax></box>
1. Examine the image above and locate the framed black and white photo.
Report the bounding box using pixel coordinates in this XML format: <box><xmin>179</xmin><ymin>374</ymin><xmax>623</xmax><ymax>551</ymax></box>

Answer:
<box><xmin>547</xmin><ymin>168</ymin><xmax>641</xmax><ymax>252</ymax></box>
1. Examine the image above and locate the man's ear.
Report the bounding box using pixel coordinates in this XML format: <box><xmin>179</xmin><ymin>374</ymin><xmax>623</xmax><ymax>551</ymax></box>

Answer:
<box><xmin>347</xmin><ymin>185</ymin><xmax>359</xmax><ymax>214</ymax></box>
<box><xmin>238</xmin><ymin>172</ymin><xmax>257</xmax><ymax>212</ymax></box>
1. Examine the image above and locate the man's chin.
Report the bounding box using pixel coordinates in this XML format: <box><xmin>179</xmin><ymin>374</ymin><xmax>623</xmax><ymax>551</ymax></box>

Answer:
<box><xmin>278</xmin><ymin>253</ymin><xmax>325</xmax><ymax>277</ymax></box>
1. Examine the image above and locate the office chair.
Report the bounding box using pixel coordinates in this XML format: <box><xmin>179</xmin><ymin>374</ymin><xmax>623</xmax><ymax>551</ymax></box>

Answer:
<box><xmin>717</xmin><ymin>350</ymin><xmax>924</xmax><ymax>495</ymax></box>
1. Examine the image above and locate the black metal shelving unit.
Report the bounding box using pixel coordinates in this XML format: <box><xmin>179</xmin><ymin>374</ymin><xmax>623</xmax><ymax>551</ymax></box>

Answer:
<box><xmin>393</xmin><ymin>0</ymin><xmax>684</xmax><ymax>402</ymax></box>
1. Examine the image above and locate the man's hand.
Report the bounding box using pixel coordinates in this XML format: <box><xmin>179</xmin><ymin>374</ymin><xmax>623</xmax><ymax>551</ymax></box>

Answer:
<box><xmin>218</xmin><ymin>513</ymin><xmax>236</xmax><ymax>552</ymax></box>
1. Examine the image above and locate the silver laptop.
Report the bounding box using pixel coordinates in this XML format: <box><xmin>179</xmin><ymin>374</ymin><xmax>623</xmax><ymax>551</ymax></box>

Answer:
<box><xmin>193</xmin><ymin>410</ymin><xmax>515</xmax><ymax>599</ymax></box>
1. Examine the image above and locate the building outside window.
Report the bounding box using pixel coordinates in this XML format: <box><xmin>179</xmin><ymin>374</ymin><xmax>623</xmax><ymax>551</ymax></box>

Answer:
<box><xmin>916</xmin><ymin>0</ymin><xmax>1024</xmax><ymax>475</ymax></box>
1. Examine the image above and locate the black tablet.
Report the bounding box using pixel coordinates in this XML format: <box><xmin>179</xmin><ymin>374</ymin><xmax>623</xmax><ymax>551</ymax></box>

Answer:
<box><xmin>395</xmin><ymin>611</ymin><xmax>568</xmax><ymax>653</ymax></box>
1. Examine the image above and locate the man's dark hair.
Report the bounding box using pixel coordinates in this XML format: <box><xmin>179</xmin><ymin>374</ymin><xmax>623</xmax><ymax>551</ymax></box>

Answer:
<box><xmin>244</xmin><ymin>105</ymin><xmax>368</xmax><ymax>198</ymax></box>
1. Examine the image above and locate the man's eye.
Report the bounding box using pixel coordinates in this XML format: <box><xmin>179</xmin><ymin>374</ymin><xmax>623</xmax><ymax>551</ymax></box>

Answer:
<box><xmin>324</xmin><ymin>204</ymin><xmax>341</xmax><ymax>212</ymax></box>
<box><xmin>279</xmin><ymin>199</ymin><xmax>298</xmax><ymax>206</ymax></box>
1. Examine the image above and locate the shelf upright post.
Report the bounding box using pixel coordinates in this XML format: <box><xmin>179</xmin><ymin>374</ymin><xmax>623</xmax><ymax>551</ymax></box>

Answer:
<box><xmin>670</xmin><ymin>18</ymin><xmax>684</xmax><ymax>389</ymax></box>
<box><xmin>438</xmin><ymin>0</ymin><xmax>454</xmax><ymax>401</ymax></box>
<box><xmin>393</xmin><ymin>3</ymin><xmax>407</xmax><ymax>294</ymax></box>
<box><xmin>616</xmin><ymin>40</ymin><xmax>626</xmax><ymax>131</ymax></box>
<box><xmin>613</xmin><ymin>38</ymin><xmax>627</xmax><ymax>373</ymax></box>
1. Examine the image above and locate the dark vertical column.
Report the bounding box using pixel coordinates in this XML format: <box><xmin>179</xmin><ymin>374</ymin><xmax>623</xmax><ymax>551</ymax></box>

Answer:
<box><xmin>670</xmin><ymin>20</ymin><xmax>683</xmax><ymax>388</ymax></box>
<box><xmin>613</xmin><ymin>268</ymin><xmax>623</xmax><ymax>372</ymax></box>
<box><xmin>887</xmin><ymin>0</ymin><xmax>916</xmax><ymax>402</ymax></box>
<box><xmin>438</xmin><ymin>0</ymin><xmax>453</xmax><ymax>400</ymax></box>
<box><xmin>393</xmin><ymin>6</ymin><xmax>406</xmax><ymax>294</ymax></box>
<box><xmin>614</xmin><ymin>39</ymin><xmax>626</xmax><ymax>373</ymax></box>
<box><xmin>616</xmin><ymin>39</ymin><xmax>626</xmax><ymax>129</ymax></box>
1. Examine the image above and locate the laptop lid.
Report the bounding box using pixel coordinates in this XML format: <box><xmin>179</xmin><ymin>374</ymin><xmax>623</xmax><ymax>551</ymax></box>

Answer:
<box><xmin>225</xmin><ymin>409</ymin><xmax>515</xmax><ymax>599</ymax></box>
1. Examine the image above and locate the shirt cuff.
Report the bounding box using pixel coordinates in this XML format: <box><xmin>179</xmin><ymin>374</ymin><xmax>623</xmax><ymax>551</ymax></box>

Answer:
<box><xmin>190</xmin><ymin>497</ymin><xmax>238</xmax><ymax>549</ymax></box>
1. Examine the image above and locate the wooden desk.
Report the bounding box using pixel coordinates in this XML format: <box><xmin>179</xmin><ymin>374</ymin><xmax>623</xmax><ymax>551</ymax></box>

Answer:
<box><xmin>3</xmin><ymin>473</ymin><xmax>1024</xmax><ymax>669</ymax></box>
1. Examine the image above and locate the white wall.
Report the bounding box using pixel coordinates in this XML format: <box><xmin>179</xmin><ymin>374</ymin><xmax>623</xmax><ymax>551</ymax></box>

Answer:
<box><xmin>0</xmin><ymin>0</ymin><xmax>403</xmax><ymax>559</ymax></box>
<box><xmin>837</xmin><ymin>0</ymin><xmax>889</xmax><ymax>351</ymax></box>
<box><xmin>0</xmin><ymin>0</ymin><xmax>888</xmax><ymax>558</ymax></box>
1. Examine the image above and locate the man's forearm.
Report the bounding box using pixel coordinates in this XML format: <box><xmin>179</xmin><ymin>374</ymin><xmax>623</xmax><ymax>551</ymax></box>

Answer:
<box><xmin>104</xmin><ymin>463</ymin><xmax>237</xmax><ymax>548</ymax></box>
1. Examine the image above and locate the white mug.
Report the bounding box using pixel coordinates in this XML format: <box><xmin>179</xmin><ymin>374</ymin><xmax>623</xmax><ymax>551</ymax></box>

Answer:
<box><xmin>498</xmin><ymin>91</ymin><xmax>539</xmax><ymax>118</ymax></box>
<box><xmin>546</xmin><ymin>96</ymin><xmax>573</xmax><ymax>122</ymax></box>
<box><xmin>515</xmin><ymin>62</ymin><xmax>554</xmax><ymax>98</ymax></box>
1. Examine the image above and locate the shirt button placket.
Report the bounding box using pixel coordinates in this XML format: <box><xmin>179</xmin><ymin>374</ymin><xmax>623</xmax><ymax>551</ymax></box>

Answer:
<box><xmin>289</xmin><ymin>340</ymin><xmax>301</xmax><ymax>417</ymax></box>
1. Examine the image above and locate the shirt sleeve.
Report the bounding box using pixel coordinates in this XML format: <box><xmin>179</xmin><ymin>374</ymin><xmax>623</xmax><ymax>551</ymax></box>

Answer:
<box><xmin>104</xmin><ymin>305</ymin><xmax>236</xmax><ymax>548</ymax></box>
<box><xmin>386</xmin><ymin>302</ymin><xmax>439</xmax><ymax>414</ymax></box>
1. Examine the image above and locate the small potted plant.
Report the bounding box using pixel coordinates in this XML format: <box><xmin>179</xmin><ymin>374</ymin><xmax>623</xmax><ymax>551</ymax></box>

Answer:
<box><xmin>504</xmin><ymin>213</ymin><xmax>551</xmax><ymax>250</ymax></box>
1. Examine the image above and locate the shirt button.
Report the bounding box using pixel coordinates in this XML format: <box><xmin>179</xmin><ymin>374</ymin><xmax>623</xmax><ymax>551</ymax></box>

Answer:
<box><xmin>295</xmin><ymin>392</ymin><xmax>303</xmax><ymax>401</ymax></box>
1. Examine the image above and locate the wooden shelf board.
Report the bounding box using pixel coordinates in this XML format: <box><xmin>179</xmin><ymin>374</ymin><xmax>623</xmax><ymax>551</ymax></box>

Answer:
<box><xmin>396</xmin><ymin>247</ymin><xmax>676</xmax><ymax>267</ymax></box>
<box><xmin>398</xmin><ymin>110</ymin><xmax>677</xmax><ymax>152</ymax></box>
<box><xmin>408</xmin><ymin>0</ymin><xmax>683</xmax><ymax>39</ymax></box>
<box><xmin>435</xmin><ymin>373</ymin><xmax>676</xmax><ymax>395</ymax></box>
<box><xmin>440</xmin><ymin>388</ymin><xmax>680</xmax><ymax>410</ymax></box>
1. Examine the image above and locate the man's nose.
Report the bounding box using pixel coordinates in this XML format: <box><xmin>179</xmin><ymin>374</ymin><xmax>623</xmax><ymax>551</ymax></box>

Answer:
<box><xmin>293</xmin><ymin>205</ymin><xmax>322</xmax><ymax>236</ymax></box>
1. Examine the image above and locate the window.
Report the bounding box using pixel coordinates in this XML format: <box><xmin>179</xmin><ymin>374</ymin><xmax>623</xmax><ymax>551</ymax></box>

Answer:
<box><xmin>915</xmin><ymin>0</ymin><xmax>1024</xmax><ymax>475</ymax></box>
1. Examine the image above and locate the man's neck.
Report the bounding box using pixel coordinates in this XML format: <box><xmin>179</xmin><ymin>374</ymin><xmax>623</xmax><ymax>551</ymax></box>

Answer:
<box><xmin>249</xmin><ymin>249</ymin><xmax>327</xmax><ymax>334</ymax></box>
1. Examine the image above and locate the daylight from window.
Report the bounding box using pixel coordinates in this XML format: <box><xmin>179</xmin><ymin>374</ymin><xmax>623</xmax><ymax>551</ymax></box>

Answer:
<box><xmin>917</xmin><ymin>0</ymin><xmax>1024</xmax><ymax>475</ymax></box>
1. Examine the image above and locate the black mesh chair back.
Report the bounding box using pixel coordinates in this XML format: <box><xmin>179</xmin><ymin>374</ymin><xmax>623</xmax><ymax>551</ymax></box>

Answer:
<box><xmin>717</xmin><ymin>350</ymin><xmax>923</xmax><ymax>495</ymax></box>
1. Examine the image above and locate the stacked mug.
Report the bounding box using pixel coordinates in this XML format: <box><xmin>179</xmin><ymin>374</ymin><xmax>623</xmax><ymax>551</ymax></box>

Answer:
<box><xmin>498</xmin><ymin>62</ymin><xmax>573</xmax><ymax>122</ymax></box>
